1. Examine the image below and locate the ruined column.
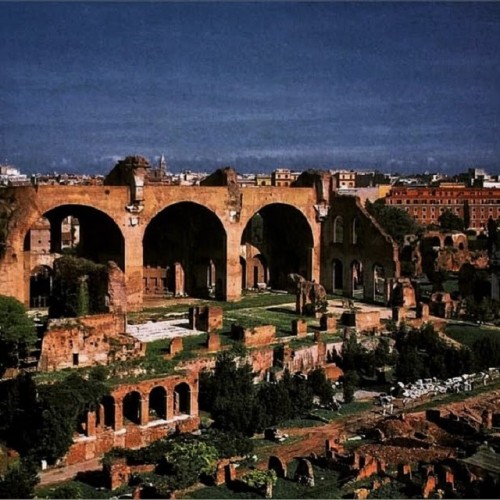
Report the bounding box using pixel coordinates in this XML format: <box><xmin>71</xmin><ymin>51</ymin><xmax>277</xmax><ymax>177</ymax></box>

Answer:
<box><xmin>123</xmin><ymin>223</ymin><xmax>144</xmax><ymax>312</ymax></box>
<box><xmin>49</xmin><ymin>214</ymin><xmax>64</xmax><ymax>253</ymax></box>
<box><xmin>86</xmin><ymin>410</ymin><xmax>97</xmax><ymax>437</ymax></box>
<box><xmin>190</xmin><ymin>387</ymin><xmax>199</xmax><ymax>417</ymax></box>
<box><xmin>166</xmin><ymin>392</ymin><xmax>174</xmax><ymax>420</ymax></box>
<box><xmin>140</xmin><ymin>397</ymin><xmax>149</xmax><ymax>426</ymax></box>
<box><xmin>225</xmin><ymin>226</ymin><xmax>242</xmax><ymax>301</ymax></box>
<box><xmin>98</xmin><ymin>403</ymin><xmax>105</xmax><ymax>430</ymax></box>
<box><xmin>114</xmin><ymin>402</ymin><xmax>123</xmax><ymax>431</ymax></box>
<box><xmin>173</xmin><ymin>262</ymin><xmax>185</xmax><ymax>296</ymax></box>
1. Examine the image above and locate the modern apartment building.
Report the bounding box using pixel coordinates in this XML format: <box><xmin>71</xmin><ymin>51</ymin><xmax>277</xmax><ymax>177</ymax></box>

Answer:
<box><xmin>385</xmin><ymin>184</ymin><xmax>500</xmax><ymax>230</ymax></box>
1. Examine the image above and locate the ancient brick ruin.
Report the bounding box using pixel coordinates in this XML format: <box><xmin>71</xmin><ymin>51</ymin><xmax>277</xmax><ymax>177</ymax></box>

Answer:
<box><xmin>0</xmin><ymin>161</ymin><xmax>401</xmax><ymax>311</ymax></box>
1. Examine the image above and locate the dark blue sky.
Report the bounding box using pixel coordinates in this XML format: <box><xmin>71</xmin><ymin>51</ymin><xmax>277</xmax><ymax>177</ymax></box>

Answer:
<box><xmin>1</xmin><ymin>2</ymin><xmax>500</xmax><ymax>174</ymax></box>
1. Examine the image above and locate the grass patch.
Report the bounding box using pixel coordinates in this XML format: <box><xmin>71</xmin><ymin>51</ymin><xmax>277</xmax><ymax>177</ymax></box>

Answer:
<box><xmin>36</xmin><ymin>480</ymin><xmax>110</xmax><ymax>499</ymax></box>
<box><xmin>134</xmin><ymin>292</ymin><xmax>297</xmax><ymax>319</ymax></box>
<box><xmin>445</xmin><ymin>323</ymin><xmax>500</xmax><ymax>347</ymax></box>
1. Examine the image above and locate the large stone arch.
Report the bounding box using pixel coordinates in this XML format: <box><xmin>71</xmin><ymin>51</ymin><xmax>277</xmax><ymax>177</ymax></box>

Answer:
<box><xmin>240</xmin><ymin>203</ymin><xmax>315</xmax><ymax>290</ymax></box>
<box><xmin>27</xmin><ymin>204</ymin><xmax>125</xmax><ymax>269</ymax></box>
<box><xmin>21</xmin><ymin>204</ymin><xmax>125</xmax><ymax>309</ymax></box>
<box><xmin>143</xmin><ymin>202</ymin><xmax>227</xmax><ymax>300</ymax></box>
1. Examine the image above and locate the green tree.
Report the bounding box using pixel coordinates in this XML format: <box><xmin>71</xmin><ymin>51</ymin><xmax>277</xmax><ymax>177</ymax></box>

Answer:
<box><xmin>51</xmin><ymin>483</ymin><xmax>84</xmax><ymax>499</ymax></box>
<box><xmin>32</xmin><ymin>373</ymin><xmax>109</xmax><ymax>463</ymax></box>
<box><xmin>281</xmin><ymin>370</ymin><xmax>314</xmax><ymax>416</ymax></box>
<box><xmin>0</xmin><ymin>459</ymin><xmax>39</xmax><ymax>499</ymax></box>
<box><xmin>365</xmin><ymin>199</ymin><xmax>423</xmax><ymax>245</ymax></box>
<box><xmin>200</xmin><ymin>352</ymin><xmax>256</xmax><ymax>435</ymax></box>
<box><xmin>438</xmin><ymin>209</ymin><xmax>464</xmax><ymax>231</ymax></box>
<box><xmin>0</xmin><ymin>295</ymin><xmax>37</xmax><ymax>376</ymax></box>
<box><xmin>0</xmin><ymin>373</ymin><xmax>109</xmax><ymax>464</ymax></box>
<box><xmin>342</xmin><ymin>370</ymin><xmax>359</xmax><ymax>403</ymax></box>
<box><xmin>49</xmin><ymin>256</ymin><xmax>108</xmax><ymax>318</ymax></box>
<box><xmin>161</xmin><ymin>440</ymin><xmax>218</xmax><ymax>490</ymax></box>
<box><xmin>253</xmin><ymin>382</ymin><xmax>293</xmax><ymax>430</ymax></box>
<box><xmin>0</xmin><ymin>373</ymin><xmax>39</xmax><ymax>456</ymax></box>
<box><xmin>307</xmin><ymin>368</ymin><xmax>334</xmax><ymax>405</ymax></box>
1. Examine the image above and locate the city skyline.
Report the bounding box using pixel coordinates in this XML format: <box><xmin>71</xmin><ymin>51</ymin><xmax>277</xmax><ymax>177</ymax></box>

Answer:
<box><xmin>1</xmin><ymin>1</ymin><xmax>500</xmax><ymax>174</ymax></box>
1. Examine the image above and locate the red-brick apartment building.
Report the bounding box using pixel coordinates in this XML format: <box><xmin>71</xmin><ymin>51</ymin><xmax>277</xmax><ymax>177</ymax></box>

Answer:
<box><xmin>385</xmin><ymin>184</ymin><xmax>500</xmax><ymax>230</ymax></box>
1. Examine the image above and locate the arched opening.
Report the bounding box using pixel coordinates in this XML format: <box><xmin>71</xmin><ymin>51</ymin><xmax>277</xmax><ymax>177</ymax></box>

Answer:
<box><xmin>351</xmin><ymin>260</ymin><xmax>364</xmax><ymax>298</ymax></box>
<box><xmin>444</xmin><ymin>236</ymin><xmax>453</xmax><ymax>247</ymax></box>
<box><xmin>149</xmin><ymin>386</ymin><xmax>167</xmax><ymax>421</ymax></box>
<box><xmin>373</xmin><ymin>263</ymin><xmax>386</xmax><ymax>302</ymax></box>
<box><xmin>429</xmin><ymin>236</ymin><xmax>441</xmax><ymax>249</ymax></box>
<box><xmin>174</xmin><ymin>383</ymin><xmax>191</xmax><ymax>416</ymax></box>
<box><xmin>458</xmin><ymin>242</ymin><xmax>465</xmax><ymax>250</ymax></box>
<box><xmin>332</xmin><ymin>259</ymin><xmax>343</xmax><ymax>292</ymax></box>
<box><xmin>333</xmin><ymin>216</ymin><xmax>344</xmax><ymax>244</ymax></box>
<box><xmin>352</xmin><ymin>217</ymin><xmax>359</xmax><ymax>245</ymax></box>
<box><xmin>38</xmin><ymin>205</ymin><xmax>125</xmax><ymax>269</ymax></box>
<box><xmin>143</xmin><ymin>202</ymin><xmax>227</xmax><ymax>299</ymax></box>
<box><xmin>241</xmin><ymin>204</ymin><xmax>314</xmax><ymax>290</ymax></box>
<box><xmin>102</xmin><ymin>395</ymin><xmax>116</xmax><ymax>430</ymax></box>
<box><xmin>61</xmin><ymin>216</ymin><xmax>80</xmax><ymax>250</ymax></box>
<box><xmin>30</xmin><ymin>265</ymin><xmax>52</xmax><ymax>308</ymax></box>
<box><xmin>123</xmin><ymin>391</ymin><xmax>142</xmax><ymax>425</ymax></box>
<box><xmin>400</xmin><ymin>245</ymin><xmax>414</xmax><ymax>277</ymax></box>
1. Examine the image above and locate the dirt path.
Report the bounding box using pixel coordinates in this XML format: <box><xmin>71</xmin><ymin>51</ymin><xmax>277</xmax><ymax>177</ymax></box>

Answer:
<box><xmin>38</xmin><ymin>457</ymin><xmax>102</xmax><ymax>487</ymax></box>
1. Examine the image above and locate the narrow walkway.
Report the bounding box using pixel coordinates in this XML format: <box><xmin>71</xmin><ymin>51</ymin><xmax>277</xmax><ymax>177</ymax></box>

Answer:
<box><xmin>38</xmin><ymin>457</ymin><xmax>102</xmax><ymax>486</ymax></box>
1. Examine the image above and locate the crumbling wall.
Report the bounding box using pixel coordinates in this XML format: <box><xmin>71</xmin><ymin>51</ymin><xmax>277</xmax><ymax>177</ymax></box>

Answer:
<box><xmin>39</xmin><ymin>313</ymin><xmax>143</xmax><ymax>371</ymax></box>
<box><xmin>321</xmin><ymin>195</ymin><xmax>400</xmax><ymax>299</ymax></box>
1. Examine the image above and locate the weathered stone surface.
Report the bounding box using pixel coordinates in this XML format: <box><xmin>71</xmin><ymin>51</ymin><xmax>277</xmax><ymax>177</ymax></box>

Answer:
<box><xmin>289</xmin><ymin>274</ymin><xmax>327</xmax><ymax>316</ymax></box>
<box><xmin>189</xmin><ymin>306</ymin><xmax>223</xmax><ymax>333</ymax></box>
<box><xmin>39</xmin><ymin>313</ymin><xmax>143</xmax><ymax>371</ymax></box>
<box><xmin>320</xmin><ymin>314</ymin><xmax>337</xmax><ymax>332</ymax></box>
<box><xmin>169</xmin><ymin>337</ymin><xmax>183</xmax><ymax>356</ymax></box>
<box><xmin>207</xmin><ymin>332</ymin><xmax>220</xmax><ymax>352</ymax></box>
<box><xmin>340</xmin><ymin>310</ymin><xmax>381</xmax><ymax>331</ymax></box>
<box><xmin>292</xmin><ymin>319</ymin><xmax>308</xmax><ymax>337</ymax></box>
<box><xmin>231</xmin><ymin>324</ymin><xmax>276</xmax><ymax>347</ymax></box>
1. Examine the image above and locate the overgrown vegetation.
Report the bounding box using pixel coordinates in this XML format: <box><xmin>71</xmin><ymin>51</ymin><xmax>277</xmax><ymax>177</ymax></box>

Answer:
<box><xmin>365</xmin><ymin>199</ymin><xmax>423</xmax><ymax>244</ymax></box>
<box><xmin>49</xmin><ymin>256</ymin><xmax>108</xmax><ymax>318</ymax></box>
<box><xmin>0</xmin><ymin>372</ymin><xmax>109</xmax><ymax>465</ymax></box>
<box><xmin>199</xmin><ymin>352</ymin><xmax>334</xmax><ymax>435</ymax></box>
<box><xmin>0</xmin><ymin>295</ymin><xmax>37</xmax><ymax>376</ymax></box>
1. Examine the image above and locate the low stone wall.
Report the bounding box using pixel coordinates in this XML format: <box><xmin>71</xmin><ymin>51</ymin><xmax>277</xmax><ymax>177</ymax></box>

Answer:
<box><xmin>66</xmin><ymin>416</ymin><xmax>200</xmax><ymax>466</ymax></box>
<box><xmin>231</xmin><ymin>324</ymin><xmax>276</xmax><ymax>347</ymax></box>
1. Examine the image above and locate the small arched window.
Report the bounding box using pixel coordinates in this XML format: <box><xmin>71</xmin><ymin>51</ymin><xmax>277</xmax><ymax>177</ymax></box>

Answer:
<box><xmin>333</xmin><ymin>216</ymin><xmax>344</xmax><ymax>243</ymax></box>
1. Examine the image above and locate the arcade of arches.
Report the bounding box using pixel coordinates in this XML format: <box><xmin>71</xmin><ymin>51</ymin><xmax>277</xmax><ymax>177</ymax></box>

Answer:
<box><xmin>67</xmin><ymin>375</ymin><xmax>199</xmax><ymax>465</ymax></box>
<box><xmin>2</xmin><ymin>175</ymin><xmax>401</xmax><ymax>309</ymax></box>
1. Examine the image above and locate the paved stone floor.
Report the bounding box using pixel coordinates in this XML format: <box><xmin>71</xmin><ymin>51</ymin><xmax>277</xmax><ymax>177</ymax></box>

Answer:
<box><xmin>126</xmin><ymin>319</ymin><xmax>203</xmax><ymax>342</ymax></box>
